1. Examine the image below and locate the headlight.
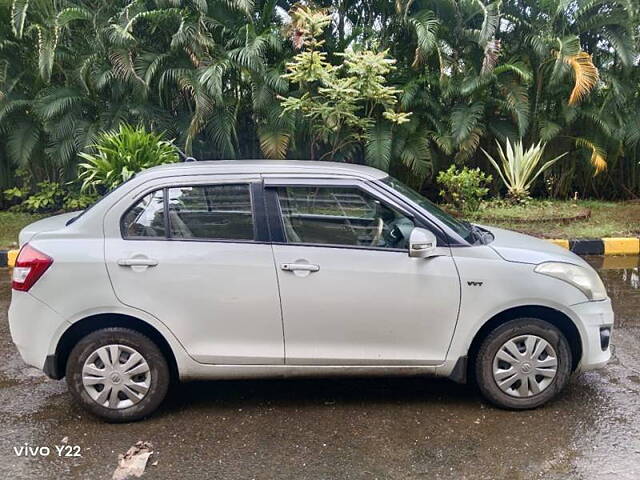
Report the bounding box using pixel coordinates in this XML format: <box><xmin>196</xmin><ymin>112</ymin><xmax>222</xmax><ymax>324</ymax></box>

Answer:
<box><xmin>534</xmin><ymin>262</ymin><xmax>607</xmax><ymax>301</ymax></box>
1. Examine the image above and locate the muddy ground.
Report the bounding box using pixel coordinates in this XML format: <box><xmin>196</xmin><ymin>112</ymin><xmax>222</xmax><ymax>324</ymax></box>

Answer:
<box><xmin>1</xmin><ymin>257</ymin><xmax>639</xmax><ymax>479</ymax></box>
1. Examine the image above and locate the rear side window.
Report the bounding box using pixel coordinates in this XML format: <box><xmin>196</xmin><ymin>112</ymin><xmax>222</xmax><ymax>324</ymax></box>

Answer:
<box><xmin>167</xmin><ymin>184</ymin><xmax>254</xmax><ymax>240</ymax></box>
<box><xmin>122</xmin><ymin>184</ymin><xmax>255</xmax><ymax>241</ymax></box>
<box><xmin>121</xmin><ymin>190</ymin><xmax>166</xmax><ymax>238</ymax></box>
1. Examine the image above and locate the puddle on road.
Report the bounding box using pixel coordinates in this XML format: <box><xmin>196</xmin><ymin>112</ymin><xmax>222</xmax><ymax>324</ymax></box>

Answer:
<box><xmin>585</xmin><ymin>256</ymin><xmax>640</xmax><ymax>327</ymax></box>
<box><xmin>577</xmin><ymin>256</ymin><xmax>640</xmax><ymax>479</ymax></box>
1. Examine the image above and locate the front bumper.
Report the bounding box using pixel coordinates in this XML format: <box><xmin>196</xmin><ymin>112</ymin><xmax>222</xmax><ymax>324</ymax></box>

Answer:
<box><xmin>8</xmin><ymin>290</ymin><xmax>69</xmax><ymax>373</ymax></box>
<box><xmin>571</xmin><ymin>297</ymin><xmax>614</xmax><ymax>372</ymax></box>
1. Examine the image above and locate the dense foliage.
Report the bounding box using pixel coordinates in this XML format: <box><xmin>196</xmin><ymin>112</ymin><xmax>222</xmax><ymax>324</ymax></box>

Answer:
<box><xmin>437</xmin><ymin>165</ymin><xmax>491</xmax><ymax>212</ymax></box>
<box><xmin>0</xmin><ymin>0</ymin><xmax>639</xmax><ymax>202</ymax></box>
<box><xmin>78</xmin><ymin>124</ymin><xmax>179</xmax><ymax>193</ymax></box>
<box><xmin>3</xmin><ymin>173</ymin><xmax>97</xmax><ymax>212</ymax></box>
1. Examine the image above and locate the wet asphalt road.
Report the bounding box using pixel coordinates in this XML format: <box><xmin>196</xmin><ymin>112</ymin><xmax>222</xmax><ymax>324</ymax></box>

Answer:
<box><xmin>1</xmin><ymin>257</ymin><xmax>639</xmax><ymax>479</ymax></box>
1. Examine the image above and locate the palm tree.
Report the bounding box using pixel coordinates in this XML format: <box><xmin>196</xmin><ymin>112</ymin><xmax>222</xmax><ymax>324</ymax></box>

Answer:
<box><xmin>0</xmin><ymin>0</ymin><xmax>638</xmax><ymax>198</ymax></box>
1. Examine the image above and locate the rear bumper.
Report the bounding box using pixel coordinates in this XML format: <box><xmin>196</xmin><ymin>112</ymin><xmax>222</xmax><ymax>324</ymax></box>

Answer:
<box><xmin>8</xmin><ymin>290</ymin><xmax>69</xmax><ymax>374</ymax></box>
<box><xmin>571</xmin><ymin>298</ymin><xmax>614</xmax><ymax>372</ymax></box>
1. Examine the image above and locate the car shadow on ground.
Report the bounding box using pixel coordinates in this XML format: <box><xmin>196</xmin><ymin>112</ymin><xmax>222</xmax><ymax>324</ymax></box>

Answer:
<box><xmin>159</xmin><ymin>376</ymin><xmax>479</xmax><ymax>414</ymax></box>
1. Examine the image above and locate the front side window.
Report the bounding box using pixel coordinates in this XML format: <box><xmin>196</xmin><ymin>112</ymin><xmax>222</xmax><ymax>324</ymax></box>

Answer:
<box><xmin>276</xmin><ymin>186</ymin><xmax>415</xmax><ymax>249</ymax></box>
<box><xmin>381</xmin><ymin>176</ymin><xmax>473</xmax><ymax>243</ymax></box>
<box><xmin>167</xmin><ymin>184</ymin><xmax>254</xmax><ymax>240</ymax></box>
<box><xmin>121</xmin><ymin>189</ymin><xmax>166</xmax><ymax>238</ymax></box>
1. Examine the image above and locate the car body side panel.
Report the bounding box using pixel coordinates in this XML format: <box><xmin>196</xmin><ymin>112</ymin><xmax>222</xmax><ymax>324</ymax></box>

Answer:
<box><xmin>438</xmin><ymin>245</ymin><xmax>599</xmax><ymax>376</ymax></box>
<box><xmin>102</xmin><ymin>175</ymin><xmax>286</xmax><ymax>365</ymax></box>
<box><xmin>10</xmin><ymin>234</ymin><xmax>199</xmax><ymax>375</ymax></box>
<box><xmin>273</xmin><ymin>245</ymin><xmax>461</xmax><ymax>365</ymax></box>
<box><xmin>22</xmin><ymin>237</ymin><xmax>118</xmax><ymax>322</ymax></box>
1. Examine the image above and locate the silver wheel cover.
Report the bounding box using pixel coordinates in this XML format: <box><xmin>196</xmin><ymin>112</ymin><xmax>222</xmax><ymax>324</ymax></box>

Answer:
<box><xmin>82</xmin><ymin>344</ymin><xmax>151</xmax><ymax>409</ymax></box>
<box><xmin>492</xmin><ymin>334</ymin><xmax>558</xmax><ymax>398</ymax></box>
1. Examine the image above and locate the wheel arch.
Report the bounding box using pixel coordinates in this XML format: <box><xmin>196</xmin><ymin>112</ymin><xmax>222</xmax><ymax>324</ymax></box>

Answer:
<box><xmin>51</xmin><ymin>313</ymin><xmax>179</xmax><ymax>381</ymax></box>
<box><xmin>466</xmin><ymin>305</ymin><xmax>583</xmax><ymax>379</ymax></box>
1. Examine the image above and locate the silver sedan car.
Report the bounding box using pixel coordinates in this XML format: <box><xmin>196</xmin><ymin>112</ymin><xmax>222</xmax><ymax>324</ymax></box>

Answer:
<box><xmin>9</xmin><ymin>161</ymin><xmax>613</xmax><ymax>421</ymax></box>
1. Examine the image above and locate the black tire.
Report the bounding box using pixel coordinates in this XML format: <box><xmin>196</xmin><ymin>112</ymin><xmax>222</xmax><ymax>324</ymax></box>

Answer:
<box><xmin>66</xmin><ymin>328</ymin><xmax>170</xmax><ymax>422</ymax></box>
<box><xmin>474</xmin><ymin>318</ymin><xmax>572</xmax><ymax>410</ymax></box>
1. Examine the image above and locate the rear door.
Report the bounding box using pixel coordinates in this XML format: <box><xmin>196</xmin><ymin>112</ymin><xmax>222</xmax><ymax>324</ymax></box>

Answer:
<box><xmin>264</xmin><ymin>178</ymin><xmax>461</xmax><ymax>365</ymax></box>
<box><xmin>103</xmin><ymin>175</ymin><xmax>284</xmax><ymax>365</ymax></box>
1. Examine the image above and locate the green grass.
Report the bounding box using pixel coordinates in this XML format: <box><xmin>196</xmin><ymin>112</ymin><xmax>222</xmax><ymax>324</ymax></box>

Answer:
<box><xmin>0</xmin><ymin>212</ymin><xmax>45</xmax><ymax>250</ymax></box>
<box><xmin>469</xmin><ymin>200</ymin><xmax>640</xmax><ymax>239</ymax></box>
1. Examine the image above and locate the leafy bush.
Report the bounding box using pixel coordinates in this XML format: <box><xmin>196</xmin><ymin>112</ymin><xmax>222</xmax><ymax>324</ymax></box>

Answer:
<box><xmin>3</xmin><ymin>182</ymin><xmax>98</xmax><ymax>213</ymax></box>
<box><xmin>20</xmin><ymin>182</ymin><xmax>65</xmax><ymax>212</ymax></box>
<box><xmin>3</xmin><ymin>186</ymin><xmax>29</xmax><ymax>203</ymax></box>
<box><xmin>437</xmin><ymin>165</ymin><xmax>492</xmax><ymax>213</ymax></box>
<box><xmin>78</xmin><ymin>125</ymin><xmax>179</xmax><ymax>193</ymax></box>
<box><xmin>279</xmin><ymin>4</ymin><xmax>416</xmax><ymax>173</ymax></box>
<box><xmin>62</xmin><ymin>190</ymin><xmax>99</xmax><ymax>211</ymax></box>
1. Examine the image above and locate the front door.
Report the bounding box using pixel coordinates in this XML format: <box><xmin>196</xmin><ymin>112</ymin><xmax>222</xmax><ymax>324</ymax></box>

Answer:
<box><xmin>267</xmin><ymin>182</ymin><xmax>461</xmax><ymax>365</ymax></box>
<box><xmin>104</xmin><ymin>177</ymin><xmax>284</xmax><ymax>365</ymax></box>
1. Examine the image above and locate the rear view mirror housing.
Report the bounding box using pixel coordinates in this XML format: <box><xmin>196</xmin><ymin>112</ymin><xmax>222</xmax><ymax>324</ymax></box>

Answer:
<box><xmin>408</xmin><ymin>227</ymin><xmax>438</xmax><ymax>258</ymax></box>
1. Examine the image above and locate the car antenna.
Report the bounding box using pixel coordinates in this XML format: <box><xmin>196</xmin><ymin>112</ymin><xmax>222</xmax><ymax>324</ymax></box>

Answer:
<box><xmin>175</xmin><ymin>144</ymin><xmax>197</xmax><ymax>162</ymax></box>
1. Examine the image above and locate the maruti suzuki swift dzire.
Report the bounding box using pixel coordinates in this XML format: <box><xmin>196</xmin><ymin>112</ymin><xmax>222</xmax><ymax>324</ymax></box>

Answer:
<box><xmin>9</xmin><ymin>160</ymin><xmax>613</xmax><ymax>421</ymax></box>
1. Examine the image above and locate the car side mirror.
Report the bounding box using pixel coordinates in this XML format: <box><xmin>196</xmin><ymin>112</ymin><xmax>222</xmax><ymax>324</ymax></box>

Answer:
<box><xmin>409</xmin><ymin>227</ymin><xmax>438</xmax><ymax>258</ymax></box>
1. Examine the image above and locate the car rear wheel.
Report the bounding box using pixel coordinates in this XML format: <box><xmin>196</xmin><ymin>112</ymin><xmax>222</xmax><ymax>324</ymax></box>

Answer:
<box><xmin>66</xmin><ymin>328</ymin><xmax>170</xmax><ymax>422</ymax></box>
<box><xmin>474</xmin><ymin>318</ymin><xmax>572</xmax><ymax>409</ymax></box>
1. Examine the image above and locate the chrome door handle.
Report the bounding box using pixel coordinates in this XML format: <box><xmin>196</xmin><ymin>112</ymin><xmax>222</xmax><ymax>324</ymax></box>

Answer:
<box><xmin>280</xmin><ymin>263</ymin><xmax>320</xmax><ymax>272</ymax></box>
<box><xmin>117</xmin><ymin>258</ymin><xmax>159</xmax><ymax>267</ymax></box>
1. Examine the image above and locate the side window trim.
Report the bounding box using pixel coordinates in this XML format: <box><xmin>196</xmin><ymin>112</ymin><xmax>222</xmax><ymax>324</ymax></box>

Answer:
<box><xmin>120</xmin><ymin>181</ymin><xmax>269</xmax><ymax>243</ymax></box>
<box><xmin>265</xmin><ymin>182</ymin><xmax>416</xmax><ymax>252</ymax></box>
<box><xmin>370</xmin><ymin>180</ymin><xmax>456</xmax><ymax>247</ymax></box>
<box><xmin>165</xmin><ymin>183</ymin><xmax>256</xmax><ymax>242</ymax></box>
<box><xmin>265</xmin><ymin>177</ymin><xmax>450</xmax><ymax>246</ymax></box>
<box><xmin>162</xmin><ymin>187</ymin><xmax>170</xmax><ymax>237</ymax></box>
<box><xmin>120</xmin><ymin>188</ymin><xmax>167</xmax><ymax>240</ymax></box>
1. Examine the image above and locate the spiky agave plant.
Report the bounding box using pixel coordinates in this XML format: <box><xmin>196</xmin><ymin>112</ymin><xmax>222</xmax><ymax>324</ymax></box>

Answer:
<box><xmin>482</xmin><ymin>139</ymin><xmax>566</xmax><ymax>203</ymax></box>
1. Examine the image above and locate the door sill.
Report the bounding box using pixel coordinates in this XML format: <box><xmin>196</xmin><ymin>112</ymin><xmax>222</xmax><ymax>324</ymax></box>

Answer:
<box><xmin>180</xmin><ymin>363</ymin><xmax>441</xmax><ymax>381</ymax></box>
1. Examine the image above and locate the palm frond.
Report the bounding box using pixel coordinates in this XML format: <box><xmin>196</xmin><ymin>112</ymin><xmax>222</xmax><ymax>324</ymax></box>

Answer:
<box><xmin>397</xmin><ymin>129</ymin><xmax>432</xmax><ymax>180</ymax></box>
<box><xmin>7</xmin><ymin>120</ymin><xmax>41</xmax><ymax>167</ymax></box>
<box><xmin>477</xmin><ymin>1</ymin><xmax>501</xmax><ymax>46</ymax></box>
<box><xmin>0</xmin><ymin>98</ymin><xmax>31</xmax><ymax>124</ymax></box>
<box><xmin>225</xmin><ymin>0</ymin><xmax>254</xmax><ymax>16</ymax></box>
<box><xmin>574</xmin><ymin>137</ymin><xmax>607</xmax><ymax>173</ymax></box>
<box><xmin>35</xmin><ymin>87</ymin><xmax>85</xmax><ymax>121</ymax></box>
<box><xmin>450</xmin><ymin>102</ymin><xmax>484</xmax><ymax>145</ymax></box>
<box><xmin>564</xmin><ymin>51</ymin><xmax>599</xmax><ymax>105</ymax></box>
<box><xmin>409</xmin><ymin>9</ymin><xmax>439</xmax><ymax>66</ymax></box>
<box><xmin>366</xmin><ymin>121</ymin><xmax>393</xmax><ymax>171</ymax></box>
<box><xmin>56</xmin><ymin>6</ymin><xmax>93</xmax><ymax>27</ymax></box>
<box><xmin>601</xmin><ymin>25</ymin><xmax>636</xmax><ymax>67</ymax></box>
<box><xmin>493</xmin><ymin>61</ymin><xmax>533</xmax><ymax>83</ymax></box>
<box><xmin>11</xmin><ymin>0</ymin><xmax>29</xmax><ymax>39</ymax></box>
<box><xmin>539</xmin><ymin>120</ymin><xmax>563</xmax><ymax>142</ymax></box>
<box><xmin>501</xmin><ymin>79</ymin><xmax>530</xmax><ymax>137</ymax></box>
<box><xmin>258</xmin><ymin>124</ymin><xmax>290</xmax><ymax>159</ymax></box>
<box><xmin>481</xmin><ymin>38</ymin><xmax>501</xmax><ymax>75</ymax></box>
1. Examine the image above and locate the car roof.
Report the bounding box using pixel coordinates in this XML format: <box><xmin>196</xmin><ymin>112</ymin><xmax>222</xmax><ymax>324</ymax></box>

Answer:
<box><xmin>135</xmin><ymin>160</ymin><xmax>387</xmax><ymax>180</ymax></box>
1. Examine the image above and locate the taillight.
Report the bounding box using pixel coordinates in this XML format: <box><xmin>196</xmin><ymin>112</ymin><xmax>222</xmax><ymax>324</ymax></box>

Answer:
<box><xmin>11</xmin><ymin>244</ymin><xmax>53</xmax><ymax>292</ymax></box>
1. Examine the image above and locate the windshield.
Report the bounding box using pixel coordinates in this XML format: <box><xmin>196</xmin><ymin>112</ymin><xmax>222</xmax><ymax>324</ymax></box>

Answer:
<box><xmin>380</xmin><ymin>176</ymin><xmax>473</xmax><ymax>243</ymax></box>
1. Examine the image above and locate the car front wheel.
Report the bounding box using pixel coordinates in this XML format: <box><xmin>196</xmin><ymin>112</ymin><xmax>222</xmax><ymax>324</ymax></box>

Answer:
<box><xmin>475</xmin><ymin>318</ymin><xmax>573</xmax><ymax>409</ymax></box>
<box><xmin>66</xmin><ymin>328</ymin><xmax>170</xmax><ymax>422</ymax></box>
